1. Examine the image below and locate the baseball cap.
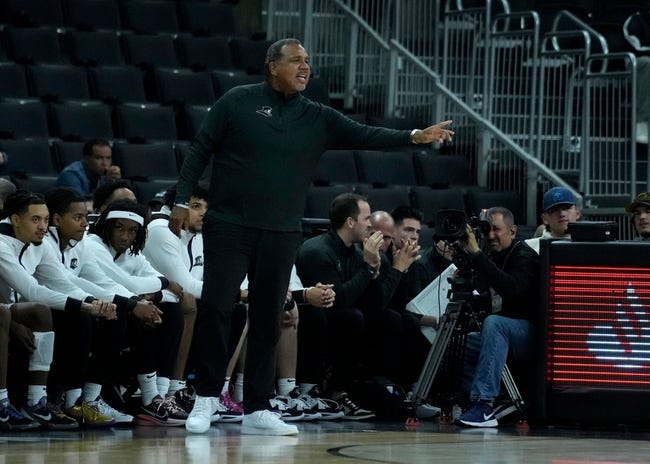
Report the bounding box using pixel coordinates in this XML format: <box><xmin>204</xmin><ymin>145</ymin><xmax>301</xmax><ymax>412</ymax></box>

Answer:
<box><xmin>543</xmin><ymin>187</ymin><xmax>576</xmax><ymax>212</ymax></box>
<box><xmin>625</xmin><ymin>192</ymin><xmax>650</xmax><ymax>213</ymax></box>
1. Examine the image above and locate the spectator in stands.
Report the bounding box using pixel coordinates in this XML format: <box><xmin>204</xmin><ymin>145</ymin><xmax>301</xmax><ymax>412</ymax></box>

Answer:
<box><xmin>525</xmin><ymin>187</ymin><xmax>580</xmax><ymax>253</ymax></box>
<box><xmin>0</xmin><ymin>179</ymin><xmax>16</xmax><ymax>211</ymax></box>
<box><xmin>625</xmin><ymin>191</ymin><xmax>650</xmax><ymax>240</ymax></box>
<box><xmin>0</xmin><ymin>191</ymin><xmax>116</xmax><ymax>429</ymax></box>
<box><xmin>56</xmin><ymin>139</ymin><xmax>121</xmax><ymax>198</ymax></box>
<box><xmin>171</xmin><ymin>37</ymin><xmax>453</xmax><ymax>435</ymax></box>
<box><xmin>452</xmin><ymin>207</ymin><xmax>539</xmax><ymax>428</ymax></box>
<box><xmin>86</xmin><ymin>200</ymin><xmax>187</xmax><ymax>426</ymax></box>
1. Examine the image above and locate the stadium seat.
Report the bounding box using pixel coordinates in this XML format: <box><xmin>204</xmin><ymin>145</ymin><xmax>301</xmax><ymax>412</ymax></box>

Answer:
<box><xmin>212</xmin><ymin>71</ymin><xmax>263</xmax><ymax>98</ymax></box>
<box><xmin>52</xmin><ymin>140</ymin><xmax>85</xmax><ymax>172</ymax></box>
<box><xmin>65</xmin><ymin>30</ymin><xmax>124</xmax><ymax>66</ymax></box>
<box><xmin>177</xmin><ymin>35</ymin><xmax>234</xmax><ymax>71</ymax></box>
<box><xmin>178</xmin><ymin>2</ymin><xmax>237</xmax><ymax>36</ymax></box>
<box><xmin>0</xmin><ymin>139</ymin><xmax>58</xmax><ymax>177</ymax></box>
<box><xmin>304</xmin><ymin>185</ymin><xmax>355</xmax><ymax>219</ymax></box>
<box><xmin>355</xmin><ymin>150</ymin><xmax>418</xmax><ymax>186</ymax></box>
<box><xmin>313</xmin><ymin>150</ymin><xmax>359</xmax><ymax>185</ymax></box>
<box><xmin>183</xmin><ymin>105</ymin><xmax>210</xmax><ymax>140</ymax></box>
<box><xmin>28</xmin><ymin>64</ymin><xmax>91</xmax><ymax>101</ymax></box>
<box><xmin>132</xmin><ymin>179</ymin><xmax>177</xmax><ymax>204</ymax></box>
<box><xmin>410</xmin><ymin>186</ymin><xmax>466</xmax><ymax>226</ymax></box>
<box><xmin>11</xmin><ymin>174</ymin><xmax>58</xmax><ymax>195</ymax></box>
<box><xmin>49</xmin><ymin>101</ymin><xmax>114</xmax><ymax>140</ymax></box>
<box><xmin>113</xmin><ymin>142</ymin><xmax>178</xmax><ymax>180</ymax></box>
<box><xmin>0</xmin><ymin>100</ymin><xmax>50</xmax><ymax>138</ymax></box>
<box><xmin>0</xmin><ymin>62</ymin><xmax>30</xmax><ymax>99</ymax></box>
<box><xmin>154</xmin><ymin>68</ymin><xmax>215</xmax><ymax>106</ymax></box>
<box><xmin>5</xmin><ymin>26</ymin><xmax>65</xmax><ymax>64</ymax></box>
<box><xmin>122</xmin><ymin>0</ymin><xmax>179</xmax><ymax>35</ymax></box>
<box><xmin>4</xmin><ymin>0</ymin><xmax>64</xmax><ymax>27</ymax></box>
<box><xmin>355</xmin><ymin>185</ymin><xmax>412</xmax><ymax>213</ymax></box>
<box><xmin>63</xmin><ymin>0</ymin><xmax>122</xmax><ymax>31</ymax></box>
<box><xmin>88</xmin><ymin>65</ymin><xmax>147</xmax><ymax>104</ymax></box>
<box><xmin>122</xmin><ymin>34</ymin><xmax>180</xmax><ymax>70</ymax></box>
<box><xmin>115</xmin><ymin>103</ymin><xmax>177</xmax><ymax>142</ymax></box>
<box><xmin>229</xmin><ymin>38</ymin><xmax>272</xmax><ymax>74</ymax></box>
<box><xmin>413</xmin><ymin>152</ymin><xmax>473</xmax><ymax>187</ymax></box>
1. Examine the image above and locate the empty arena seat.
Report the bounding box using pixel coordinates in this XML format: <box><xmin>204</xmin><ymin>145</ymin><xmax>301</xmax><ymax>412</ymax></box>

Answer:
<box><xmin>113</xmin><ymin>142</ymin><xmax>178</xmax><ymax>180</ymax></box>
<box><xmin>155</xmin><ymin>68</ymin><xmax>215</xmax><ymax>106</ymax></box>
<box><xmin>0</xmin><ymin>139</ymin><xmax>57</xmax><ymax>176</ymax></box>
<box><xmin>122</xmin><ymin>0</ymin><xmax>179</xmax><ymax>35</ymax></box>
<box><xmin>355</xmin><ymin>150</ymin><xmax>417</xmax><ymax>186</ymax></box>
<box><xmin>5</xmin><ymin>26</ymin><xmax>65</xmax><ymax>64</ymax></box>
<box><xmin>115</xmin><ymin>103</ymin><xmax>177</xmax><ymax>142</ymax></box>
<box><xmin>178</xmin><ymin>2</ymin><xmax>237</xmax><ymax>36</ymax></box>
<box><xmin>88</xmin><ymin>65</ymin><xmax>147</xmax><ymax>104</ymax></box>
<box><xmin>177</xmin><ymin>35</ymin><xmax>234</xmax><ymax>71</ymax></box>
<box><xmin>0</xmin><ymin>62</ymin><xmax>30</xmax><ymax>99</ymax></box>
<box><xmin>49</xmin><ymin>101</ymin><xmax>114</xmax><ymax>140</ymax></box>
<box><xmin>28</xmin><ymin>64</ymin><xmax>91</xmax><ymax>101</ymax></box>
<box><xmin>313</xmin><ymin>150</ymin><xmax>359</xmax><ymax>185</ymax></box>
<box><xmin>65</xmin><ymin>30</ymin><xmax>124</xmax><ymax>66</ymax></box>
<box><xmin>63</xmin><ymin>0</ymin><xmax>122</xmax><ymax>31</ymax></box>
<box><xmin>0</xmin><ymin>100</ymin><xmax>50</xmax><ymax>138</ymax></box>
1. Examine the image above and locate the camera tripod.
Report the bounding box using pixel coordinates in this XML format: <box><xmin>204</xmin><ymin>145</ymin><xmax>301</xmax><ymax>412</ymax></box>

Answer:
<box><xmin>408</xmin><ymin>296</ymin><xmax>526</xmax><ymax>425</ymax></box>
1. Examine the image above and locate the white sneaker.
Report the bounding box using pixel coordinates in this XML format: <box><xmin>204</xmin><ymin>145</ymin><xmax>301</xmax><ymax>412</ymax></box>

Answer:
<box><xmin>241</xmin><ymin>410</ymin><xmax>299</xmax><ymax>435</ymax></box>
<box><xmin>93</xmin><ymin>397</ymin><xmax>134</xmax><ymax>425</ymax></box>
<box><xmin>186</xmin><ymin>396</ymin><xmax>220</xmax><ymax>434</ymax></box>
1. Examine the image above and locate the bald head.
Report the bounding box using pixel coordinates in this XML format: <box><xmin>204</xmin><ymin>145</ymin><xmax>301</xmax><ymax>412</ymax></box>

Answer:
<box><xmin>370</xmin><ymin>210</ymin><xmax>395</xmax><ymax>254</ymax></box>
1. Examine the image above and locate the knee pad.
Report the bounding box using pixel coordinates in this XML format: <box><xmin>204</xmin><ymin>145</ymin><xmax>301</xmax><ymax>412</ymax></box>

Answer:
<box><xmin>29</xmin><ymin>331</ymin><xmax>55</xmax><ymax>372</ymax></box>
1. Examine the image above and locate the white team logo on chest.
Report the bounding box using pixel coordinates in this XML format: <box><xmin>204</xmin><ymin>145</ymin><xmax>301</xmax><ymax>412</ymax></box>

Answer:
<box><xmin>256</xmin><ymin>106</ymin><xmax>273</xmax><ymax>118</ymax></box>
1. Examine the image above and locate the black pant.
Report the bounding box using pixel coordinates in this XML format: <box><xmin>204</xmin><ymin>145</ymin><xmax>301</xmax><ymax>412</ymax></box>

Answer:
<box><xmin>49</xmin><ymin>309</ymin><xmax>127</xmax><ymax>394</ymax></box>
<box><xmin>130</xmin><ymin>301</ymin><xmax>184</xmax><ymax>378</ymax></box>
<box><xmin>194</xmin><ymin>218</ymin><xmax>302</xmax><ymax>413</ymax></box>
<box><xmin>297</xmin><ymin>305</ymin><xmax>365</xmax><ymax>392</ymax></box>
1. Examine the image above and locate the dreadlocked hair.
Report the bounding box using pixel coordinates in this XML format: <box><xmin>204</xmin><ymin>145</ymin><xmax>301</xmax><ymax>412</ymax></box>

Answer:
<box><xmin>89</xmin><ymin>199</ymin><xmax>148</xmax><ymax>255</ymax></box>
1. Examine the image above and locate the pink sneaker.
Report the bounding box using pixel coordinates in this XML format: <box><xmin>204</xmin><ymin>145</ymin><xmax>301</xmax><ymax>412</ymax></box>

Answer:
<box><xmin>215</xmin><ymin>391</ymin><xmax>243</xmax><ymax>423</ymax></box>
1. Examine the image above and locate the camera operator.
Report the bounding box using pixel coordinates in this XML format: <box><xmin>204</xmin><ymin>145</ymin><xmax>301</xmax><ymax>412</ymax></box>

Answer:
<box><xmin>451</xmin><ymin>206</ymin><xmax>539</xmax><ymax>428</ymax></box>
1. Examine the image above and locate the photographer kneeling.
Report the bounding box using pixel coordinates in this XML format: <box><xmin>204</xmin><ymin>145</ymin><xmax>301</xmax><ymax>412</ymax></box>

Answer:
<box><xmin>451</xmin><ymin>207</ymin><xmax>539</xmax><ymax>428</ymax></box>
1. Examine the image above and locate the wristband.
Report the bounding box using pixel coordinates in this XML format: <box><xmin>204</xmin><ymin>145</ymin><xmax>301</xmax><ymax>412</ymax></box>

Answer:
<box><xmin>410</xmin><ymin>129</ymin><xmax>419</xmax><ymax>144</ymax></box>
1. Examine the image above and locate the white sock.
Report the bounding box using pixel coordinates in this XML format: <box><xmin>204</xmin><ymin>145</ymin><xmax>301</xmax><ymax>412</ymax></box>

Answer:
<box><xmin>233</xmin><ymin>373</ymin><xmax>244</xmax><ymax>403</ymax></box>
<box><xmin>137</xmin><ymin>372</ymin><xmax>159</xmax><ymax>406</ymax></box>
<box><xmin>82</xmin><ymin>382</ymin><xmax>102</xmax><ymax>402</ymax></box>
<box><xmin>220</xmin><ymin>376</ymin><xmax>231</xmax><ymax>396</ymax></box>
<box><xmin>299</xmin><ymin>383</ymin><xmax>317</xmax><ymax>395</ymax></box>
<box><xmin>156</xmin><ymin>376</ymin><xmax>170</xmax><ymax>398</ymax></box>
<box><xmin>168</xmin><ymin>379</ymin><xmax>186</xmax><ymax>397</ymax></box>
<box><xmin>277</xmin><ymin>378</ymin><xmax>296</xmax><ymax>396</ymax></box>
<box><xmin>0</xmin><ymin>388</ymin><xmax>8</xmax><ymax>402</ymax></box>
<box><xmin>27</xmin><ymin>385</ymin><xmax>47</xmax><ymax>406</ymax></box>
<box><xmin>65</xmin><ymin>388</ymin><xmax>82</xmax><ymax>409</ymax></box>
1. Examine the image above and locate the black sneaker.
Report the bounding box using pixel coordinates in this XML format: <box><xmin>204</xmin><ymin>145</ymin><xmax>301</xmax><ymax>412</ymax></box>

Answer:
<box><xmin>286</xmin><ymin>387</ymin><xmax>321</xmax><ymax>421</ymax></box>
<box><xmin>269</xmin><ymin>396</ymin><xmax>305</xmax><ymax>422</ymax></box>
<box><xmin>301</xmin><ymin>386</ymin><xmax>344</xmax><ymax>420</ymax></box>
<box><xmin>136</xmin><ymin>396</ymin><xmax>171</xmax><ymax>426</ymax></box>
<box><xmin>0</xmin><ymin>398</ymin><xmax>40</xmax><ymax>431</ymax></box>
<box><xmin>335</xmin><ymin>393</ymin><xmax>376</xmax><ymax>421</ymax></box>
<box><xmin>174</xmin><ymin>387</ymin><xmax>195</xmax><ymax>414</ymax></box>
<box><xmin>21</xmin><ymin>396</ymin><xmax>79</xmax><ymax>430</ymax></box>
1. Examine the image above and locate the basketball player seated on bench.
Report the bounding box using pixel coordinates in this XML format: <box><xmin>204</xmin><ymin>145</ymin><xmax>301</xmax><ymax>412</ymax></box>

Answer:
<box><xmin>447</xmin><ymin>206</ymin><xmax>539</xmax><ymax>428</ymax></box>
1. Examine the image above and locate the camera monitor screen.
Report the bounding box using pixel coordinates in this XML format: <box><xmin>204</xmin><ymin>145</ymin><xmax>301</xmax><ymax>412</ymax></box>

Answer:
<box><xmin>538</xmin><ymin>240</ymin><xmax>650</xmax><ymax>424</ymax></box>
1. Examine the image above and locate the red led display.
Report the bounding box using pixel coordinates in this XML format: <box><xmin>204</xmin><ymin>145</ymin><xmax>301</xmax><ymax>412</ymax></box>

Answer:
<box><xmin>547</xmin><ymin>265</ymin><xmax>650</xmax><ymax>388</ymax></box>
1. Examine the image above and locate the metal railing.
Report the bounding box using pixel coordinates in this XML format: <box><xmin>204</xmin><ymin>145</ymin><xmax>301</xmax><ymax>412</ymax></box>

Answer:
<box><xmin>262</xmin><ymin>0</ymin><xmax>639</xmax><ymax>232</ymax></box>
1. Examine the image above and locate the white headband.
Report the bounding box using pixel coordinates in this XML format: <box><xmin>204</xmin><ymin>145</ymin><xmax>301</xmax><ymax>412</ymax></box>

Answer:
<box><xmin>106</xmin><ymin>210</ymin><xmax>144</xmax><ymax>226</ymax></box>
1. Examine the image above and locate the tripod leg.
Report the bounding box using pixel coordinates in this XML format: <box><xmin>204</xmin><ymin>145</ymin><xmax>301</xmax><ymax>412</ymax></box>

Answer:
<box><xmin>410</xmin><ymin>301</ymin><xmax>465</xmax><ymax>419</ymax></box>
<box><xmin>496</xmin><ymin>363</ymin><xmax>528</xmax><ymax>427</ymax></box>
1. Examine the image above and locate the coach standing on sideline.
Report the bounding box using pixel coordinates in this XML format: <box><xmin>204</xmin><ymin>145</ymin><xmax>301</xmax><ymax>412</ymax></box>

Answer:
<box><xmin>170</xmin><ymin>37</ymin><xmax>454</xmax><ymax>436</ymax></box>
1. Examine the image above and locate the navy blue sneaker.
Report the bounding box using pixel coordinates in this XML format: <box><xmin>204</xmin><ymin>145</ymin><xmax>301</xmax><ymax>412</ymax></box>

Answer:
<box><xmin>457</xmin><ymin>402</ymin><xmax>498</xmax><ymax>428</ymax></box>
